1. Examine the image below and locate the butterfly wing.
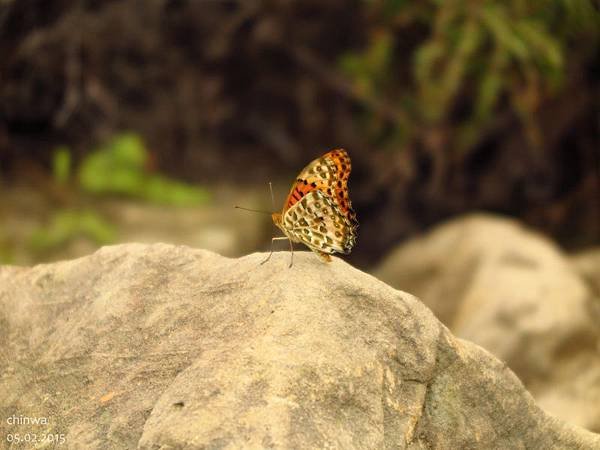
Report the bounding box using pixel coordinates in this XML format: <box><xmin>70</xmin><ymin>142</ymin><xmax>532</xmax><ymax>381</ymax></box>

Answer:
<box><xmin>283</xmin><ymin>149</ymin><xmax>358</xmax><ymax>229</ymax></box>
<box><xmin>281</xmin><ymin>189</ymin><xmax>357</xmax><ymax>255</ymax></box>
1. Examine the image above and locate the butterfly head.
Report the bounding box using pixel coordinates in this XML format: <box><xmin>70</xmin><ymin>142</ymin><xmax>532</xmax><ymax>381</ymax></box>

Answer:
<box><xmin>271</xmin><ymin>212</ymin><xmax>283</xmax><ymax>230</ymax></box>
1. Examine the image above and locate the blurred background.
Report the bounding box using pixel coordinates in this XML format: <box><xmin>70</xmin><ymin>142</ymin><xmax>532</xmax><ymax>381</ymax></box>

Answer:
<box><xmin>1</xmin><ymin>0</ymin><xmax>598</xmax><ymax>267</ymax></box>
<box><xmin>1</xmin><ymin>0</ymin><xmax>600</xmax><ymax>433</ymax></box>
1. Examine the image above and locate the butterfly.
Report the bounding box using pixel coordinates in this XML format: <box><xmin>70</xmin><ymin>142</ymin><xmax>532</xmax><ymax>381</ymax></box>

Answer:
<box><xmin>264</xmin><ymin>149</ymin><xmax>358</xmax><ymax>267</ymax></box>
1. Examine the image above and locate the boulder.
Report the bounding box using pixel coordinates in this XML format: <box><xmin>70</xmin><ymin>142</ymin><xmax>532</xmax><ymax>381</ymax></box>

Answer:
<box><xmin>1</xmin><ymin>243</ymin><xmax>598</xmax><ymax>449</ymax></box>
<box><xmin>375</xmin><ymin>214</ymin><xmax>600</xmax><ymax>432</ymax></box>
<box><xmin>570</xmin><ymin>248</ymin><xmax>600</xmax><ymax>298</ymax></box>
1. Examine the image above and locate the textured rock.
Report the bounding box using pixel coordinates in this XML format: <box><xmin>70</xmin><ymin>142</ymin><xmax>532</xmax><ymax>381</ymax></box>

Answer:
<box><xmin>375</xmin><ymin>214</ymin><xmax>600</xmax><ymax>432</ymax></box>
<box><xmin>1</xmin><ymin>243</ymin><xmax>598</xmax><ymax>449</ymax></box>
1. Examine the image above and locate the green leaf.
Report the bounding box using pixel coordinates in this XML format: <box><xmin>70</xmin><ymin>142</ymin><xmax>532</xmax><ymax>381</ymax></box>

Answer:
<box><xmin>78</xmin><ymin>211</ymin><xmax>117</xmax><ymax>244</ymax></box>
<box><xmin>481</xmin><ymin>5</ymin><xmax>530</xmax><ymax>61</ymax></box>
<box><xmin>78</xmin><ymin>133</ymin><xmax>148</xmax><ymax>195</ymax></box>
<box><xmin>414</xmin><ymin>40</ymin><xmax>444</xmax><ymax>85</ymax></box>
<box><xmin>109</xmin><ymin>133</ymin><xmax>147</xmax><ymax>167</ymax></box>
<box><xmin>476</xmin><ymin>70</ymin><xmax>503</xmax><ymax>119</ymax></box>
<box><xmin>52</xmin><ymin>146</ymin><xmax>72</xmax><ymax>185</ymax></box>
<box><xmin>77</xmin><ymin>132</ymin><xmax>210</xmax><ymax>206</ymax></box>
<box><xmin>516</xmin><ymin>20</ymin><xmax>563</xmax><ymax>71</ymax></box>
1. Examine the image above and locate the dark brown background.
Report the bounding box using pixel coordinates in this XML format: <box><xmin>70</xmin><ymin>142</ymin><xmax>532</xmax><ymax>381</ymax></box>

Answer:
<box><xmin>1</xmin><ymin>0</ymin><xmax>598</xmax><ymax>266</ymax></box>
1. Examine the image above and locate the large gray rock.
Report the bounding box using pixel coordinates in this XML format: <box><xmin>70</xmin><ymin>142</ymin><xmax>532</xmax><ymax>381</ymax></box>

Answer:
<box><xmin>1</xmin><ymin>243</ymin><xmax>598</xmax><ymax>449</ymax></box>
<box><xmin>375</xmin><ymin>214</ymin><xmax>600</xmax><ymax>432</ymax></box>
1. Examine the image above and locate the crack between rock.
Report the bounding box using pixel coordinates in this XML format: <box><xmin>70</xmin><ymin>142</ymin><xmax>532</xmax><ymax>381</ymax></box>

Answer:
<box><xmin>404</xmin><ymin>324</ymin><xmax>457</xmax><ymax>449</ymax></box>
<box><xmin>404</xmin><ymin>374</ymin><xmax>434</xmax><ymax>449</ymax></box>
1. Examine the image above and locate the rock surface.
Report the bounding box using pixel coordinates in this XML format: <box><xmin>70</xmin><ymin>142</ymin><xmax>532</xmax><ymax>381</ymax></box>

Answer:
<box><xmin>375</xmin><ymin>214</ymin><xmax>600</xmax><ymax>433</ymax></box>
<box><xmin>571</xmin><ymin>248</ymin><xmax>600</xmax><ymax>300</ymax></box>
<box><xmin>1</xmin><ymin>243</ymin><xmax>598</xmax><ymax>449</ymax></box>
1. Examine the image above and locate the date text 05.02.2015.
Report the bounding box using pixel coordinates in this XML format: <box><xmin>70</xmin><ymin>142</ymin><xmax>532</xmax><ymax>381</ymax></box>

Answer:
<box><xmin>6</xmin><ymin>433</ymin><xmax>66</xmax><ymax>445</ymax></box>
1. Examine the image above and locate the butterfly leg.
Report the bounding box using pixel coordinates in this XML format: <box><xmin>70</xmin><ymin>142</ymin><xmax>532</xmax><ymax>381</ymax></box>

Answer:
<box><xmin>288</xmin><ymin>239</ymin><xmax>294</xmax><ymax>268</ymax></box>
<box><xmin>261</xmin><ymin>237</ymin><xmax>289</xmax><ymax>265</ymax></box>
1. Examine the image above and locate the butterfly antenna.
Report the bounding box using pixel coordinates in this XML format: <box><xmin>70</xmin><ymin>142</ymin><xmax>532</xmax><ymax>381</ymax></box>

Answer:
<box><xmin>234</xmin><ymin>206</ymin><xmax>272</xmax><ymax>215</ymax></box>
<box><xmin>268</xmin><ymin>181</ymin><xmax>275</xmax><ymax>211</ymax></box>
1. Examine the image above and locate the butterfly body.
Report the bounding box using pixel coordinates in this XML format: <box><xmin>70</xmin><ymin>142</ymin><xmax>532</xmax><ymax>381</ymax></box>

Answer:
<box><xmin>270</xmin><ymin>149</ymin><xmax>358</xmax><ymax>264</ymax></box>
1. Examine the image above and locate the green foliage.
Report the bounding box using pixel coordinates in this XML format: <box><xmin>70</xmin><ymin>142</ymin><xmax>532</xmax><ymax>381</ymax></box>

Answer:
<box><xmin>29</xmin><ymin>209</ymin><xmax>116</xmax><ymax>254</ymax></box>
<box><xmin>339</xmin><ymin>31</ymin><xmax>394</xmax><ymax>98</ymax></box>
<box><xmin>340</xmin><ymin>0</ymin><xmax>599</xmax><ymax>151</ymax></box>
<box><xmin>31</xmin><ymin>132</ymin><xmax>211</xmax><ymax>259</ymax></box>
<box><xmin>142</xmin><ymin>176</ymin><xmax>211</xmax><ymax>206</ymax></box>
<box><xmin>52</xmin><ymin>146</ymin><xmax>72</xmax><ymax>185</ymax></box>
<box><xmin>78</xmin><ymin>133</ymin><xmax>145</xmax><ymax>194</ymax></box>
<box><xmin>78</xmin><ymin>133</ymin><xmax>210</xmax><ymax>205</ymax></box>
